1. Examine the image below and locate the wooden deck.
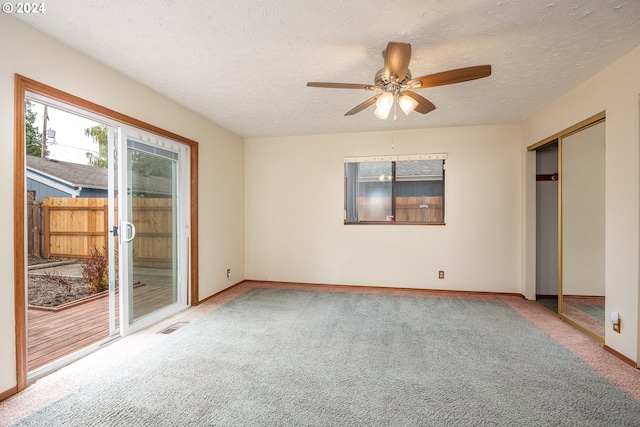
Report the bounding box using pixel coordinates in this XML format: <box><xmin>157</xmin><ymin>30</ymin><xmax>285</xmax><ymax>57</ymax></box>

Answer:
<box><xmin>28</xmin><ymin>292</ymin><xmax>114</xmax><ymax>370</ymax></box>
<box><xmin>28</xmin><ymin>284</ymin><xmax>174</xmax><ymax>371</ymax></box>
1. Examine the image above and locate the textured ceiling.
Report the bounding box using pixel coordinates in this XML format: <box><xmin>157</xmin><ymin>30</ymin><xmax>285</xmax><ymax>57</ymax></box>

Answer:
<box><xmin>14</xmin><ymin>0</ymin><xmax>640</xmax><ymax>138</ymax></box>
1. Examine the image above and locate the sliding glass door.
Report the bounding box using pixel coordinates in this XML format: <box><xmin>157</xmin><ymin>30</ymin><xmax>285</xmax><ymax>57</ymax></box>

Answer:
<box><xmin>24</xmin><ymin>95</ymin><xmax>121</xmax><ymax>379</ymax></box>
<box><xmin>118</xmin><ymin>127</ymin><xmax>190</xmax><ymax>335</ymax></box>
<box><xmin>17</xmin><ymin>78</ymin><xmax>197</xmax><ymax>391</ymax></box>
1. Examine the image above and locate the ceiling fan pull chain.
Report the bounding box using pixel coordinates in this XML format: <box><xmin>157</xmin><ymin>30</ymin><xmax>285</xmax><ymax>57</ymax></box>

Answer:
<box><xmin>391</xmin><ymin>104</ymin><xmax>396</xmax><ymax>150</ymax></box>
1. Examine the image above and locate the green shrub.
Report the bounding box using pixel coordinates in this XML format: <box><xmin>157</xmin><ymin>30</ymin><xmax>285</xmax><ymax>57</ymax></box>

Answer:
<box><xmin>82</xmin><ymin>246</ymin><xmax>109</xmax><ymax>294</ymax></box>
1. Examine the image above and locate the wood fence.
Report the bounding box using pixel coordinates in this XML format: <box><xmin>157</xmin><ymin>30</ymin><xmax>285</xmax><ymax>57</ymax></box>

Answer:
<box><xmin>41</xmin><ymin>197</ymin><xmax>173</xmax><ymax>268</ymax></box>
<box><xmin>43</xmin><ymin>198</ymin><xmax>108</xmax><ymax>259</ymax></box>
<box><xmin>27</xmin><ymin>191</ymin><xmax>42</xmax><ymax>257</ymax></box>
<box><xmin>128</xmin><ymin>198</ymin><xmax>174</xmax><ymax>269</ymax></box>
<box><xmin>357</xmin><ymin>196</ymin><xmax>443</xmax><ymax>223</ymax></box>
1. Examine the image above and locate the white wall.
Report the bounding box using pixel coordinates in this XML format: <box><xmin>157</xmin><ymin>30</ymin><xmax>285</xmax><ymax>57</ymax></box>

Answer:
<box><xmin>0</xmin><ymin>15</ymin><xmax>245</xmax><ymax>394</ymax></box>
<box><xmin>522</xmin><ymin>45</ymin><xmax>640</xmax><ymax>362</ymax></box>
<box><xmin>245</xmin><ymin>124</ymin><xmax>522</xmax><ymax>292</ymax></box>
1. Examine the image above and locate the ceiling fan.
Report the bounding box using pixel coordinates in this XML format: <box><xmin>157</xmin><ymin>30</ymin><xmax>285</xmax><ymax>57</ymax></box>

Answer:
<box><xmin>307</xmin><ymin>42</ymin><xmax>491</xmax><ymax>120</ymax></box>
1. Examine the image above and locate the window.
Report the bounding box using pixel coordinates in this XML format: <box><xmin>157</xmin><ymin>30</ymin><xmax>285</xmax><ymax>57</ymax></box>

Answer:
<box><xmin>344</xmin><ymin>154</ymin><xmax>446</xmax><ymax>224</ymax></box>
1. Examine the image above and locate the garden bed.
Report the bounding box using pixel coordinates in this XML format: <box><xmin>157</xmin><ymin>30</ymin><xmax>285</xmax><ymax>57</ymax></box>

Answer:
<box><xmin>28</xmin><ymin>275</ymin><xmax>93</xmax><ymax>308</ymax></box>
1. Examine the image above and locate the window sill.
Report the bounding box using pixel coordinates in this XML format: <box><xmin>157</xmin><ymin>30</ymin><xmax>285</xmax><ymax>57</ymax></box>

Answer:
<box><xmin>344</xmin><ymin>222</ymin><xmax>446</xmax><ymax>226</ymax></box>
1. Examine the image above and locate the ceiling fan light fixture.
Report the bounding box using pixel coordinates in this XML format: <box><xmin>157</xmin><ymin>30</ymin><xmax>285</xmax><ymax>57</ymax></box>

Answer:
<box><xmin>398</xmin><ymin>94</ymin><xmax>419</xmax><ymax>115</ymax></box>
<box><xmin>306</xmin><ymin>42</ymin><xmax>492</xmax><ymax>120</ymax></box>
<box><xmin>373</xmin><ymin>106</ymin><xmax>391</xmax><ymax>120</ymax></box>
<box><xmin>374</xmin><ymin>92</ymin><xmax>394</xmax><ymax>120</ymax></box>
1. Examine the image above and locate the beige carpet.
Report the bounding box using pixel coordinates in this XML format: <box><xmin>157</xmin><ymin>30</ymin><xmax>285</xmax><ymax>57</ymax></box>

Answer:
<box><xmin>2</xmin><ymin>281</ymin><xmax>639</xmax><ymax>425</ymax></box>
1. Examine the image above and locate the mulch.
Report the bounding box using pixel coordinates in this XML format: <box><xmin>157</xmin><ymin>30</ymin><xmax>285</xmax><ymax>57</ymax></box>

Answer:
<box><xmin>28</xmin><ymin>256</ymin><xmax>92</xmax><ymax>307</ymax></box>
<box><xmin>28</xmin><ymin>275</ymin><xmax>93</xmax><ymax>307</ymax></box>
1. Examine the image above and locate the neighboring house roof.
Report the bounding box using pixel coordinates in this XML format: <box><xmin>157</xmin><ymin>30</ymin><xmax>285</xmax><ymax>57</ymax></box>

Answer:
<box><xmin>26</xmin><ymin>156</ymin><xmax>173</xmax><ymax>196</ymax></box>
<box><xmin>27</xmin><ymin>155</ymin><xmax>108</xmax><ymax>191</ymax></box>
<box><xmin>356</xmin><ymin>159</ymin><xmax>444</xmax><ymax>182</ymax></box>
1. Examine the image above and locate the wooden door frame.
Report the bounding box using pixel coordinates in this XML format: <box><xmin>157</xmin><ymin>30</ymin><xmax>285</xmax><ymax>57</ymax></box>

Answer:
<box><xmin>13</xmin><ymin>75</ymin><xmax>200</xmax><ymax>391</ymax></box>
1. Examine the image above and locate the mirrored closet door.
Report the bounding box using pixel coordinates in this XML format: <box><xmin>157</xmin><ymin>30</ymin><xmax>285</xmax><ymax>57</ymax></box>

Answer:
<box><xmin>559</xmin><ymin>119</ymin><xmax>606</xmax><ymax>340</ymax></box>
<box><xmin>532</xmin><ymin>114</ymin><xmax>605</xmax><ymax>342</ymax></box>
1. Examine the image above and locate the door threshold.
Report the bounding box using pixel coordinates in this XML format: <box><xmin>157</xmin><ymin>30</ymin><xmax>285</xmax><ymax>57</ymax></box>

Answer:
<box><xmin>27</xmin><ymin>335</ymin><xmax>121</xmax><ymax>385</ymax></box>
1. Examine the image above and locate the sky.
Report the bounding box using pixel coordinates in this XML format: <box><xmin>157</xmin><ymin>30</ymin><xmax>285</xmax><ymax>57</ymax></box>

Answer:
<box><xmin>28</xmin><ymin>100</ymin><xmax>103</xmax><ymax>165</ymax></box>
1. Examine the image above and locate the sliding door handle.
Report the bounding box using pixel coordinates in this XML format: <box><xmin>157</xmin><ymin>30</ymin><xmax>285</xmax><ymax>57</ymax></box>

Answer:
<box><xmin>122</xmin><ymin>221</ymin><xmax>136</xmax><ymax>243</ymax></box>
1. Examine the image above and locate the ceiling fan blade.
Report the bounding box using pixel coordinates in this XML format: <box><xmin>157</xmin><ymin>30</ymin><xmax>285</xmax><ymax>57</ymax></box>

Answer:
<box><xmin>408</xmin><ymin>65</ymin><xmax>492</xmax><ymax>89</ymax></box>
<box><xmin>384</xmin><ymin>42</ymin><xmax>411</xmax><ymax>82</ymax></box>
<box><xmin>307</xmin><ymin>82</ymin><xmax>377</xmax><ymax>90</ymax></box>
<box><xmin>345</xmin><ymin>95</ymin><xmax>380</xmax><ymax>116</ymax></box>
<box><xmin>403</xmin><ymin>91</ymin><xmax>436</xmax><ymax>114</ymax></box>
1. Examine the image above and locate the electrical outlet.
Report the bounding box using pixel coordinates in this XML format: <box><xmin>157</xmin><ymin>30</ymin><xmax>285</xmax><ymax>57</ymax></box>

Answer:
<box><xmin>612</xmin><ymin>312</ymin><xmax>621</xmax><ymax>333</ymax></box>
<box><xmin>226</xmin><ymin>268</ymin><xmax>231</xmax><ymax>280</ymax></box>
<box><xmin>438</xmin><ymin>270</ymin><xmax>445</xmax><ymax>279</ymax></box>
